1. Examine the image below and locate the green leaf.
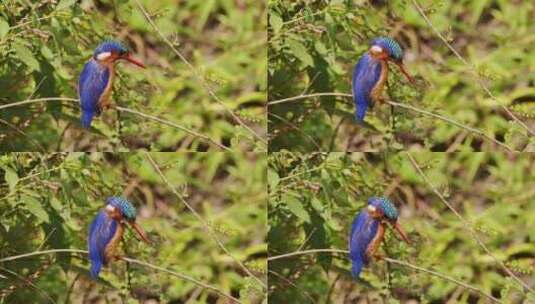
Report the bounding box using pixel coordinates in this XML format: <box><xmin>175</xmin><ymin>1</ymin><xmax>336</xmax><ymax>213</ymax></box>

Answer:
<box><xmin>50</xmin><ymin>197</ymin><xmax>62</xmax><ymax>211</ymax></box>
<box><xmin>270</xmin><ymin>13</ymin><xmax>283</xmax><ymax>33</ymax></box>
<box><xmin>40</xmin><ymin>45</ymin><xmax>54</xmax><ymax>60</ymax></box>
<box><xmin>4</xmin><ymin>167</ymin><xmax>19</xmax><ymax>192</ymax></box>
<box><xmin>22</xmin><ymin>195</ymin><xmax>49</xmax><ymax>223</ymax></box>
<box><xmin>0</xmin><ymin>17</ymin><xmax>9</xmax><ymax>39</ymax></box>
<box><xmin>287</xmin><ymin>38</ymin><xmax>313</xmax><ymax>67</ymax></box>
<box><xmin>13</xmin><ymin>43</ymin><xmax>40</xmax><ymax>72</ymax></box>
<box><xmin>285</xmin><ymin>196</ymin><xmax>310</xmax><ymax>223</ymax></box>
<box><xmin>268</xmin><ymin>168</ymin><xmax>279</xmax><ymax>190</ymax></box>
<box><xmin>56</xmin><ymin>0</ymin><xmax>76</xmax><ymax>10</ymax></box>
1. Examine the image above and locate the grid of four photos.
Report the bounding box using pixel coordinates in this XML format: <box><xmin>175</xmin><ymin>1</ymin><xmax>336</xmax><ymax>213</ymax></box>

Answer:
<box><xmin>1</xmin><ymin>0</ymin><xmax>534</xmax><ymax>303</ymax></box>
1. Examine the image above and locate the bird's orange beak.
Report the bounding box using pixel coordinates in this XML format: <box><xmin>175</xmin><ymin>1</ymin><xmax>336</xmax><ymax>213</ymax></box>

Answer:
<box><xmin>123</xmin><ymin>53</ymin><xmax>146</xmax><ymax>69</ymax></box>
<box><xmin>392</xmin><ymin>60</ymin><xmax>414</xmax><ymax>84</ymax></box>
<box><xmin>391</xmin><ymin>220</ymin><xmax>411</xmax><ymax>244</ymax></box>
<box><xmin>127</xmin><ymin>220</ymin><xmax>150</xmax><ymax>244</ymax></box>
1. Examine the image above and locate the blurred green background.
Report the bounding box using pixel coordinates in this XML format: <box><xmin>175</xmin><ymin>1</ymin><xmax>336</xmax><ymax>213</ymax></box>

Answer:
<box><xmin>268</xmin><ymin>152</ymin><xmax>535</xmax><ymax>303</ymax></box>
<box><xmin>0</xmin><ymin>0</ymin><xmax>266</xmax><ymax>151</ymax></box>
<box><xmin>268</xmin><ymin>0</ymin><xmax>535</xmax><ymax>152</ymax></box>
<box><xmin>0</xmin><ymin>152</ymin><xmax>267</xmax><ymax>303</ymax></box>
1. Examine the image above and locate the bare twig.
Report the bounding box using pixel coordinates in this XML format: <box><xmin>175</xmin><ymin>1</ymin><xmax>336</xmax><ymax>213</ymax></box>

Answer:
<box><xmin>122</xmin><ymin>257</ymin><xmax>241</xmax><ymax>303</ymax></box>
<box><xmin>134</xmin><ymin>0</ymin><xmax>266</xmax><ymax>145</ymax></box>
<box><xmin>405</xmin><ymin>152</ymin><xmax>534</xmax><ymax>294</ymax></box>
<box><xmin>268</xmin><ymin>248</ymin><xmax>500</xmax><ymax>303</ymax></box>
<box><xmin>388</xmin><ymin>101</ymin><xmax>513</xmax><ymax>151</ymax></box>
<box><xmin>268</xmin><ymin>270</ymin><xmax>315</xmax><ymax>303</ymax></box>
<box><xmin>268</xmin><ymin>92</ymin><xmax>350</xmax><ymax>106</ymax></box>
<box><xmin>0</xmin><ymin>249</ymin><xmax>240</xmax><ymax>303</ymax></box>
<box><xmin>268</xmin><ymin>92</ymin><xmax>514</xmax><ymax>151</ymax></box>
<box><xmin>116</xmin><ymin>106</ymin><xmax>229</xmax><ymax>151</ymax></box>
<box><xmin>145</xmin><ymin>154</ymin><xmax>267</xmax><ymax>289</ymax></box>
<box><xmin>0</xmin><ymin>118</ymin><xmax>46</xmax><ymax>152</ymax></box>
<box><xmin>0</xmin><ymin>97</ymin><xmax>227</xmax><ymax>150</ymax></box>
<box><xmin>268</xmin><ymin>112</ymin><xmax>322</xmax><ymax>150</ymax></box>
<box><xmin>410</xmin><ymin>0</ymin><xmax>534</xmax><ymax>137</ymax></box>
<box><xmin>0</xmin><ymin>266</ymin><xmax>56</xmax><ymax>304</ymax></box>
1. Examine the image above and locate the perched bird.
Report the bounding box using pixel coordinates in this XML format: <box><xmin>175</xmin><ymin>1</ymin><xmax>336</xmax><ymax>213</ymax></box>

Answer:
<box><xmin>352</xmin><ymin>37</ymin><xmax>414</xmax><ymax>122</ymax></box>
<box><xmin>78</xmin><ymin>40</ymin><xmax>146</xmax><ymax>128</ymax></box>
<box><xmin>348</xmin><ymin>197</ymin><xmax>410</xmax><ymax>278</ymax></box>
<box><xmin>88</xmin><ymin>197</ymin><xmax>150</xmax><ymax>279</ymax></box>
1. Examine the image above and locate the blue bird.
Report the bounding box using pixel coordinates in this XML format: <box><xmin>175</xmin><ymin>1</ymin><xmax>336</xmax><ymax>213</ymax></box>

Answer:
<box><xmin>88</xmin><ymin>197</ymin><xmax>150</xmax><ymax>279</ymax></box>
<box><xmin>78</xmin><ymin>40</ymin><xmax>146</xmax><ymax>128</ymax></box>
<box><xmin>348</xmin><ymin>197</ymin><xmax>410</xmax><ymax>278</ymax></box>
<box><xmin>352</xmin><ymin>37</ymin><xmax>414</xmax><ymax>122</ymax></box>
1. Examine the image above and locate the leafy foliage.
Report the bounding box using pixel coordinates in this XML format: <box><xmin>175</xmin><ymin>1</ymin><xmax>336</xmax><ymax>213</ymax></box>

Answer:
<box><xmin>0</xmin><ymin>0</ymin><xmax>266</xmax><ymax>151</ymax></box>
<box><xmin>268</xmin><ymin>0</ymin><xmax>535</xmax><ymax>151</ymax></box>
<box><xmin>268</xmin><ymin>152</ymin><xmax>535</xmax><ymax>302</ymax></box>
<box><xmin>0</xmin><ymin>152</ymin><xmax>267</xmax><ymax>303</ymax></box>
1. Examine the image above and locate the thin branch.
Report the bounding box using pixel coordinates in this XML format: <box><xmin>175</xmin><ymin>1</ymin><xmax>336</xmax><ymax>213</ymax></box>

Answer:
<box><xmin>0</xmin><ymin>97</ymin><xmax>228</xmax><ymax>150</ymax></box>
<box><xmin>122</xmin><ymin>257</ymin><xmax>241</xmax><ymax>303</ymax></box>
<box><xmin>268</xmin><ymin>112</ymin><xmax>322</xmax><ymax>150</ymax></box>
<box><xmin>268</xmin><ymin>248</ymin><xmax>500</xmax><ymax>303</ymax></box>
<box><xmin>133</xmin><ymin>0</ymin><xmax>266</xmax><ymax>145</ymax></box>
<box><xmin>405</xmin><ymin>152</ymin><xmax>534</xmax><ymax>294</ymax></box>
<box><xmin>0</xmin><ymin>266</ymin><xmax>56</xmax><ymax>304</ymax></box>
<box><xmin>388</xmin><ymin>101</ymin><xmax>513</xmax><ymax>151</ymax></box>
<box><xmin>268</xmin><ymin>92</ymin><xmax>514</xmax><ymax>151</ymax></box>
<box><xmin>268</xmin><ymin>92</ymin><xmax>350</xmax><ymax>106</ymax></box>
<box><xmin>0</xmin><ymin>97</ymin><xmax>78</xmax><ymax>110</ymax></box>
<box><xmin>116</xmin><ymin>106</ymin><xmax>229</xmax><ymax>151</ymax></box>
<box><xmin>0</xmin><ymin>249</ymin><xmax>240</xmax><ymax>303</ymax></box>
<box><xmin>0</xmin><ymin>117</ymin><xmax>46</xmax><ymax>152</ymax></box>
<box><xmin>144</xmin><ymin>154</ymin><xmax>267</xmax><ymax>290</ymax></box>
<box><xmin>268</xmin><ymin>270</ymin><xmax>315</xmax><ymax>303</ymax></box>
<box><xmin>410</xmin><ymin>0</ymin><xmax>534</xmax><ymax>137</ymax></box>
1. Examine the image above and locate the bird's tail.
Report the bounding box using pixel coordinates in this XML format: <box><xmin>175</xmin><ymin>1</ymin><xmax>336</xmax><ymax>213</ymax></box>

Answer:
<box><xmin>351</xmin><ymin>257</ymin><xmax>364</xmax><ymax>279</ymax></box>
<box><xmin>90</xmin><ymin>259</ymin><xmax>102</xmax><ymax>279</ymax></box>
<box><xmin>355</xmin><ymin>98</ymin><xmax>368</xmax><ymax>122</ymax></box>
<box><xmin>81</xmin><ymin>111</ymin><xmax>94</xmax><ymax>128</ymax></box>
<box><xmin>354</xmin><ymin>95</ymin><xmax>369</xmax><ymax>122</ymax></box>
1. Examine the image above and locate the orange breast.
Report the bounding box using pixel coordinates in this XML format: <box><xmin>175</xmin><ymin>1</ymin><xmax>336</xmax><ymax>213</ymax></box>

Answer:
<box><xmin>104</xmin><ymin>222</ymin><xmax>124</xmax><ymax>264</ymax></box>
<box><xmin>365</xmin><ymin>222</ymin><xmax>385</xmax><ymax>258</ymax></box>
<box><xmin>98</xmin><ymin>63</ymin><xmax>115</xmax><ymax>109</ymax></box>
<box><xmin>370</xmin><ymin>60</ymin><xmax>388</xmax><ymax>103</ymax></box>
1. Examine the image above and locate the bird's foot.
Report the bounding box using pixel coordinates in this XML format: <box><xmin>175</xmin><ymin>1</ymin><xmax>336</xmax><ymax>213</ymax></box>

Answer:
<box><xmin>103</xmin><ymin>104</ymin><xmax>116</xmax><ymax>111</ymax></box>
<box><xmin>372</xmin><ymin>254</ymin><xmax>384</xmax><ymax>261</ymax></box>
<box><xmin>113</xmin><ymin>255</ymin><xmax>124</xmax><ymax>261</ymax></box>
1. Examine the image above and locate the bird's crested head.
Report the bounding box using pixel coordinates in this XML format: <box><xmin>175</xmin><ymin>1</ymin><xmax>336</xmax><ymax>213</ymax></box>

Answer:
<box><xmin>91</xmin><ymin>40</ymin><xmax>146</xmax><ymax>68</ymax></box>
<box><xmin>367</xmin><ymin>197</ymin><xmax>398</xmax><ymax>221</ymax></box>
<box><xmin>370</xmin><ymin>37</ymin><xmax>404</xmax><ymax>61</ymax></box>
<box><xmin>106</xmin><ymin>196</ymin><xmax>137</xmax><ymax>220</ymax></box>
<box><xmin>94</xmin><ymin>40</ymin><xmax>128</xmax><ymax>57</ymax></box>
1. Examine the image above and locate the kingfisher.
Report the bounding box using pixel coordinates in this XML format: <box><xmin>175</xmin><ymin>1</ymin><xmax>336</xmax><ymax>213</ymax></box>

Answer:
<box><xmin>78</xmin><ymin>40</ymin><xmax>146</xmax><ymax>128</ymax></box>
<box><xmin>88</xmin><ymin>196</ymin><xmax>150</xmax><ymax>279</ymax></box>
<box><xmin>348</xmin><ymin>197</ymin><xmax>410</xmax><ymax>278</ymax></box>
<box><xmin>352</xmin><ymin>37</ymin><xmax>414</xmax><ymax>122</ymax></box>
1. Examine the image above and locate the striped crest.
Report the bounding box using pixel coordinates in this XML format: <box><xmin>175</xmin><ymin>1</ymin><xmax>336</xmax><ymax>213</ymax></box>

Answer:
<box><xmin>371</xmin><ymin>37</ymin><xmax>404</xmax><ymax>61</ymax></box>
<box><xmin>106</xmin><ymin>196</ymin><xmax>137</xmax><ymax>220</ymax></box>
<box><xmin>368</xmin><ymin>197</ymin><xmax>399</xmax><ymax>220</ymax></box>
<box><xmin>93</xmin><ymin>40</ymin><xmax>128</xmax><ymax>57</ymax></box>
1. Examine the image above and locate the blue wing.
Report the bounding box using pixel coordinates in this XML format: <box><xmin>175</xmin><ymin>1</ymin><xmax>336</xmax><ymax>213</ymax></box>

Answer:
<box><xmin>348</xmin><ymin>210</ymin><xmax>378</xmax><ymax>278</ymax></box>
<box><xmin>88</xmin><ymin>210</ymin><xmax>117</xmax><ymax>278</ymax></box>
<box><xmin>78</xmin><ymin>59</ymin><xmax>110</xmax><ymax>128</ymax></box>
<box><xmin>352</xmin><ymin>53</ymin><xmax>382</xmax><ymax>121</ymax></box>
